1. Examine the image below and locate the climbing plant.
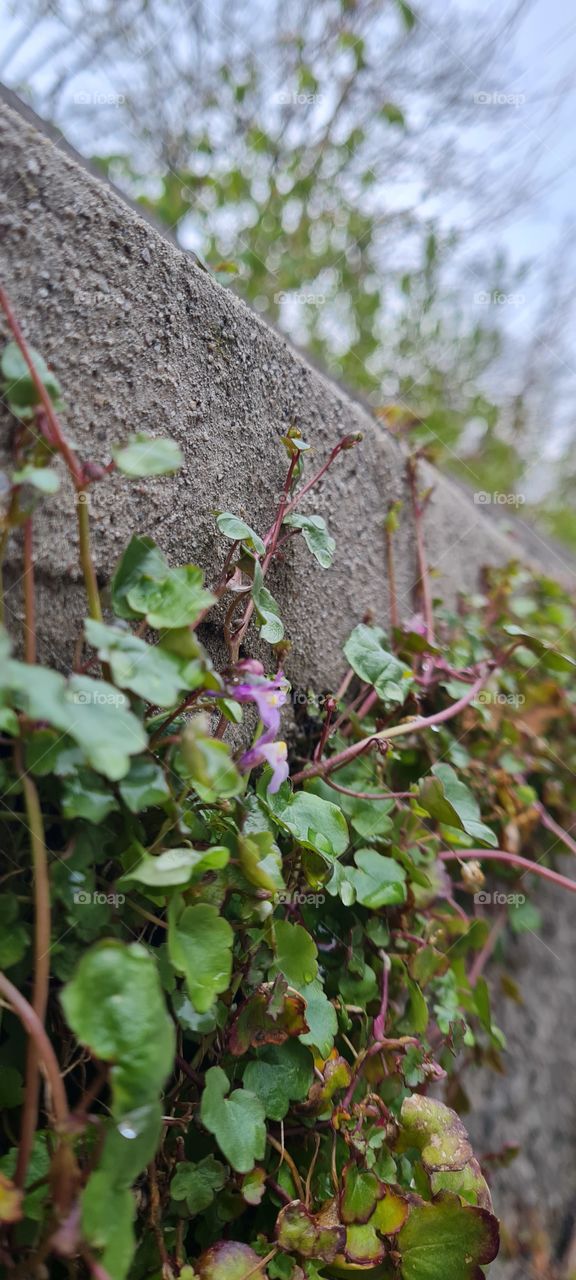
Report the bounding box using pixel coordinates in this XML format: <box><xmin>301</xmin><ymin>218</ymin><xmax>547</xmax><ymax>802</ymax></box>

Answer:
<box><xmin>0</xmin><ymin>294</ymin><xmax>575</xmax><ymax>1280</ymax></box>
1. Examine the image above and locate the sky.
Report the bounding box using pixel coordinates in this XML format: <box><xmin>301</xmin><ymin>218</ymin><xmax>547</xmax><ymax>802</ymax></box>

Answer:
<box><xmin>1</xmin><ymin>0</ymin><xmax>575</xmax><ymax>269</ymax></box>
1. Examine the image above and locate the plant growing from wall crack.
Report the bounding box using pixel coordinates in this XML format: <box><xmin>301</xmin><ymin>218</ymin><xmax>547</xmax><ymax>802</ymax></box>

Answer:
<box><xmin>1</xmin><ymin>295</ymin><xmax>575</xmax><ymax>1280</ymax></box>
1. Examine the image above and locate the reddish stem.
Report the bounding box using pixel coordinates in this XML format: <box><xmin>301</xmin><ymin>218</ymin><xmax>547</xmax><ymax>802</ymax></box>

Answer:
<box><xmin>372</xmin><ymin>954</ymin><xmax>389</xmax><ymax>1042</ymax></box>
<box><xmin>0</xmin><ymin>284</ymin><xmax>84</xmax><ymax>487</ymax></box>
<box><xmin>439</xmin><ymin>849</ymin><xmax>576</xmax><ymax>894</ymax></box>
<box><xmin>14</xmin><ymin>745</ymin><xmax>51</xmax><ymax>1187</ymax></box>
<box><xmin>537</xmin><ymin>804</ymin><xmax>576</xmax><ymax>856</ymax></box>
<box><xmin>469</xmin><ymin>910</ymin><xmax>507</xmax><ymax>986</ymax></box>
<box><xmin>292</xmin><ymin>668</ymin><xmax>490</xmax><ymax>784</ymax></box>
<box><xmin>0</xmin><ymin>970</ymin><xmax>68</xmax><ymax>1125</ymax></box>
<box><xmin>314</xmin><ymin>697</ymin><xmax>337</xmax><ymax>762</ymax></box>
<box><xmin>283</xmin><ymin>435</ymin><xmax>362</xmax><ymax>522</ymax></box>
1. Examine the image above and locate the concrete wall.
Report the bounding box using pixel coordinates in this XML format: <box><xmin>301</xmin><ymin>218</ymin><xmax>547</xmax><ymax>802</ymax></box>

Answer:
<box><xmin>1</xmin><ymin>92</ymin><xmax>575</xmax><ymax>1278</ymax></box>
<box><xmin>4</xmin><ymin>94</ymin><xmax>571</xmax><ymax>683</ymax></box>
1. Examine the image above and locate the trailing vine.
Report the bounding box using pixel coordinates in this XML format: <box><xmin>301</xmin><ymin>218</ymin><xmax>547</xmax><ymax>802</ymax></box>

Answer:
<box><xmin>0</xmin><ymin>293</ymin><xmax>575</xmax><ymax>1280</ymax></box>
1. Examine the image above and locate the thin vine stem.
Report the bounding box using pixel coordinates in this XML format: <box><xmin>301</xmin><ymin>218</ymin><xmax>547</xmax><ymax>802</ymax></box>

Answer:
<box><xmin>292</xmin><ymin>667</ymin><xmax>491</xmax><ymax>783</ymax></box>
<box><xmin>0</xmin><ymin>971</ymin><xmax>68</xmax><ymax>1126</ymax></box>
<box><xmin>439</xmin><ymin>849</ymin><xmax>576</xmax><ymax>894</ymax></box>
<box><xmin>0</xmin><ymin>284</ymin><xmax>84</xmax><ymax>487</ymax></box>
<box><xmin>77</xmin><ymin>491</ymin><xmax>103</xmax><ymax>622</ymax></box>
<box><xmin>14</xmin><ymin>744</ymin><xmax>51</xmax><ymax>1187</ymax></box>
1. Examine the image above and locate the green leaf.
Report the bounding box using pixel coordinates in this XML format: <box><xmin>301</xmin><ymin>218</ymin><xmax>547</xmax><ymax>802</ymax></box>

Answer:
<box><xmin>195</xmin><ymin>1242</ymin><xmax>269</xmax><ymax>1280</ymax></box>
<box><xmin>118</xmin><ymin>757</ymin><xmax>171</xmax><ymax>812</ymax></box>
<box><xmin>283</xmin><ymin>513</ymin><xmax>336</xmax><ymax>568</ymax></box>
<box><xmin>503</xmin><ymin>624</ymin><xmax>576</xmax><ymax>672</ymax></box>
<box><xmin>13</xmin><ymin>465</ymin><xmax>60</xmax><ymax>493</ymax></box>
<box><xmin>112</xmin><ymin>433</ymin><xmax>183</xmax><ymax>476</ymax></box>
<box><xmin>275</xmin><ymin>1201</ymin><xmax>345</xmax><ymax>1262</ymax></box>
<box><xmin>0</xmin><ymin>897</ymin><xmax>29</xmax><ymax>968</ymax></box>
<box><xmin>85</xmin><ymin>618</ymin><xmax>195</xmax><ymax>706</ymax></box>
<box><xmin>397</xmin><ymin>0</ymin><xmax>417</xmax><ymax>29</ymax></box>
<box><xmin>200</xmin><ymin>1066</ymin><xmax>266</xmax><ymax>1173</ymax></box>
<box><xmin>99</xmin><ymin>1102</ymin><xmax>164</xmax><ymax>1187</ymax></box>
<box><xmin>239</xmin><ymin>831</ymin><xmax>285</xmax><ymax>893</ymax></box>
<box><xmin>1</xmin><ymin>663</ymin><xmax>147</xmax><ymax>780</ymax></box>
<box><xmin>171</xmin><ymin>1156</ymin><xmax>227</xmax><ymax>1214</ymax></box>
<box><xmin>82</xmin><ymin>1174</ymin><xmax>135</xmax><ymax>1280</ymax></box>
<box><xmin>297</xmin><ymin>980</ymin><xmax>338</xmax><ymax>1057</ymax></box>
<box><xmin>252</xmin><ymin>561</ymin><xmax>284</xmax><ymax>644</ymax></box>
<box><xmin>399</xmin><ymin>1096</ymin><xmax>473</xmax><ymax>1172</ymax></box>
<box><xmin>397</xmin><ymin>974</ymin><xmax>428</xmax><ymax>1035</ymax></box>
<box><xmin>419</xmin><ymin>764</ymin><xmax>497</xmax><ymax>847</ymax></box>
<box><xmin>228</xmin><ymin>984</ymin><xmax>308</xmax><ymax>1055</ymax></box>
<box><xmin>216</xmin><ymin>512</ymin><xmax>266</xmax><ymax>556</ymax></box>
<box><xmin>1</xmin><ymin>341</ymin><xmax>62</xmax><ymax>416</ymax></box>
<box><xmin>61</xmin><ymin>768</ymin><xmax>119</xmax><ymax>824</ymax></box>
<box><xmin>127</xmin><ymin>564</ymin><xmax>216</xmax><ymax>629</ymax></box>
<box><xmin>122</xmin><ymin>845</ymin><xmax>229</xmax><ymax>889</ymax></box>
<box><xmin>267</xmin><ymin>788</ymin><xmax>349</xmax><ymax>858</ymax></box>
<box><xmin>243</xmin><ymin>1041</ymin><xmax>314</xmax><ymax>1120</ymax></box>
<box><xmin>398</xmin><ymin>1194</ymin><xmax>499</xmax><ymax>1280</ymax></box>
<box><xmin>272</xmin><ymin>920</ymin><xmax>318</xmax><ymax>986</ymax></box>
<box><xmin>381</xmin><ymin>102</ymin><xmax>406</xmax><ymax>127</ymax></box>
<box><xmin>340</xmin><ymin>1164</ymin><xmax>379</xmax><ymax>1225</ymax></box>
<box><xmin>348</xmin><ymin>849</ymin><xmax>407</xmax><ymax>909</ymax></box>
<box><xmin>430</xmin><ymin>1159</ymin><xmax>493</xmax><ymax>1211</ymax></box>
<box><xmin>343</xmin><ymin>624</ymin><xmax>414</xmax><ymax>706</ymax></box>
<box><xmin>180</xmin><ymin>720</ymin><xmax>243</xmax><ymax>801</ymax></box>
<box><xmin>61</xmin><ymin>941</ymin><xmax>174</xmax><ymax>1113</ymax></box>
<box><xmin>168</xmin><ymin>901</ymin><xmax>233</xmax><ymax>1012</ymax></box>
<box><xmin>111</xmin><ymin>536</ymin><xmax>169</xmax><ymax>620</ymax></box>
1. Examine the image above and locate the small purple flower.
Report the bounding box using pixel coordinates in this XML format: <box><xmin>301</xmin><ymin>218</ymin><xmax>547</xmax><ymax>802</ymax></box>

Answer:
<box><xmin>231</xmin><ymin>665</ymin><xmax>290</xmax><ymax>739</ymax></box>
<box><xmin>239</xmin><ymin>739</ymin><xmax>289</xmax><ymax>793</ymax></box>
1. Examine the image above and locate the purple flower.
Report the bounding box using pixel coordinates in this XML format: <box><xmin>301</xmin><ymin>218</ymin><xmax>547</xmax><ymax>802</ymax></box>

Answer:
<box><xmin>239</xmin><ymin>739</ymin><xmax>289</xmax><ymax>793</ymax></box>
<box><xmin>231</xmin><ymin>665</ymin><xmax>290</xmax><ymax>739</ymax></box>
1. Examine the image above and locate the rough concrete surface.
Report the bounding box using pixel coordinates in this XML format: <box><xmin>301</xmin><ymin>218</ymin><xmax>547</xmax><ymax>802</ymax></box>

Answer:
<box><xmin>1</xmin><ymin>93</ymin><xmax>575</xmax><ymax>1274</ymax></box>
